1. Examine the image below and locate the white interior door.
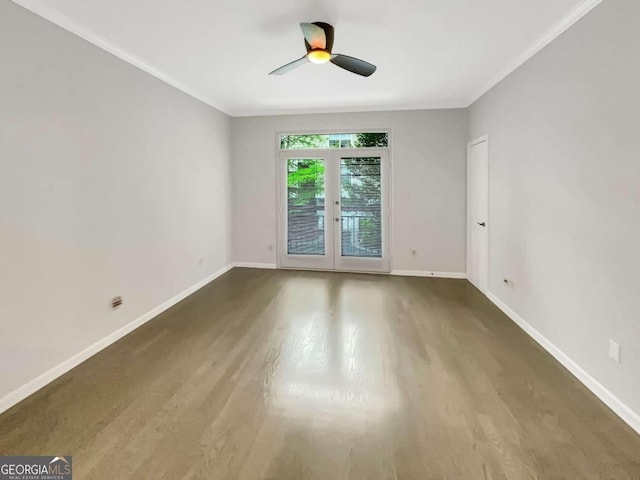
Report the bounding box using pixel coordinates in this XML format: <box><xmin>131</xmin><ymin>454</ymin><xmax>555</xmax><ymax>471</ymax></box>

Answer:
<box><xmin>279</xmin><ymin>149</ymin><xmax>389</xmax><ymax>273</ymax></box>
<box><xmin>467</xmin><ymin>137</ymin><xmax>489</xmax><ymax>292</ymax></box>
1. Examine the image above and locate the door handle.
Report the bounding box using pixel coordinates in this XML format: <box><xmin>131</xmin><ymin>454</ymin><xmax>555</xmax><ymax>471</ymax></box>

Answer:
<box><xmin>477</xmin><ymin>222</ymin><xmax>486</xmax><ymax>227</ymax></box>
<box><xmin>335</xmin><ymin>218</ymin><xmax>340</xmax><ymax>222</ymax></box>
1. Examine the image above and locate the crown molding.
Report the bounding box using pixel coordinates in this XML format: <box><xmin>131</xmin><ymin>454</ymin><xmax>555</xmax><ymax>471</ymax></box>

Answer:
<box><xmin>12</xmin><ymin>0</ymin><xmax>603</xmax><ymax>117</ymax></box>
<box><xmin>11</xmin><ymin>0</ymin><xmax>232</xmax><ymax>115</ymax></box>
<box><xmin>231</xmin><ymin>101</ymin><xmax>469</xmax><ymax>117</ymax></box>
<box><xmin>466</xmin><ymin>0</ymin><xmax>603</xmax><ymax>106</ymax></box>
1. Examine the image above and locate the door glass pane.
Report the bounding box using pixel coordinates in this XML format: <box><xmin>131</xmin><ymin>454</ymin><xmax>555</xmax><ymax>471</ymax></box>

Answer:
<box><xmin>340</xmin><ymin>157</ymin><xmax>382</xmax><ymax>258</ymax></box>
<box><xmin>287</xmin><ymin>159</ymin><xmax>325</xmax><ymax>255</ymax></box>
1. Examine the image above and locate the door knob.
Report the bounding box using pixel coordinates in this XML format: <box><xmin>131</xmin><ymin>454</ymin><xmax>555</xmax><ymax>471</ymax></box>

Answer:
<box><xmin>335</xmin><ymin>218</ymin><xmax>340</xmax><ymax>222</ymax></box>
<box><xmin>477</xmin><ymin>222</ymin><xmax>486</xmax><ymax>227</ymax></box>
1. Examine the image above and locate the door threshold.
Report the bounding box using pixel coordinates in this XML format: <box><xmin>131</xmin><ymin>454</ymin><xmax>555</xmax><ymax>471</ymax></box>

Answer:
<box><xmin>278</xmin><ymin>266</ymin><xmax>390</xmax><ymax>275</ymax></box>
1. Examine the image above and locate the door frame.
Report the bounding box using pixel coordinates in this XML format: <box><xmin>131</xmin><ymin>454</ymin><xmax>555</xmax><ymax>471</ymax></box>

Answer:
<box><xmin>466</xmin><ymin>135</ymin><xmax>489</xmax><ymax>293</ymax></box>
<box><xmin>275</xmin><ymin>130</ymin><xmax>392</xmax><ymax>273</ymax></box>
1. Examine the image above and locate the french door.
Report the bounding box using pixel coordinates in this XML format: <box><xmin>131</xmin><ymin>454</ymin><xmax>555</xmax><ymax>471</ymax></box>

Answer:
<box><xmin>278</xmin><ymin>149</ymin><xmax>389</xmax><ymax>273</ymax></box>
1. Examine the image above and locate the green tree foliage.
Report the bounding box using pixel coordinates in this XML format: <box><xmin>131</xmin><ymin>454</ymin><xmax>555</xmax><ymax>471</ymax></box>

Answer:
<box><xmin>280</xmin><ymin>134</ymin><xmax>326</xmax><ymax>149</ymax></box>
<box><xmin>357</xmin><ymin>217</ymin><xmax>377</xmax><ymax>246</ymax></box>
<box><xmin>287</xmin><ymin>159</ymin><xmax>325</xmax><ymax>252</ymax></box>
<box><xmin>341</xmin><ymin>157</ymin><xmax>380</xmax><ymax>206</ymax></box>
<box><xmin>353</xmin><ymin>132</ymin><xmax>388</xmax><ymax>148</ymax></box>
<box><xmin>281</xmin><ymin>132</ymin><xmax>388</xmax><ymax>149</ymax></box>
<box><xmin>287</xmin><ymin>159</ymin><xmax>324</xmax><ymax>205</ymax></box>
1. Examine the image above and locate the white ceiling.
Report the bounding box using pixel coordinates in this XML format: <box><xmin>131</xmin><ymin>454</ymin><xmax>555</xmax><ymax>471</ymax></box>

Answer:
<box><xmin>17</xmin><ymin>0</ymin><xmax>599</xmax><ymax>116</ymax></box>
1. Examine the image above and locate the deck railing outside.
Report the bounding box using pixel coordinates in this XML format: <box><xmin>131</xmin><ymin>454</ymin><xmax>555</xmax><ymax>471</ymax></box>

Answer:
<box><xmin>287</xmin><ymin>205</ymin><xmax>381</xmax><ymax>258</ymax></box>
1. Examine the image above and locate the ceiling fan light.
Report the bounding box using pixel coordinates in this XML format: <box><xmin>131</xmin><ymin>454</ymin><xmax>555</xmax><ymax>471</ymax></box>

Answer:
<box><xmin>307</xmin><ymin>50</ymin><xmax>331</xmax><ymax>64</ymax></box>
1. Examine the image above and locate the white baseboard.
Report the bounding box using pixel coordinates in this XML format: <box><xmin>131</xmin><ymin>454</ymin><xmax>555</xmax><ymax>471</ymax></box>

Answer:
<box><xmin>391</xmin><ymin>270</ymin><xmax>467</xmax><ymax>279</ymax></box>
<box><xmin>0</xmin><ymin>264</ymin><xmax>233</xmax><ymax>415</ymax></box>
<box><xmin>232</xmin><ymin>265</ymin><xmax>466</xmax><ymax>279</ymax></box>
<box><xmin>232</xmin><ymin>262</ymin><xmax>277</xmax><ymax>269</ymax></box>
<box><xmin>231</xmin><ymin>265</ymin><xmax>466</xmax><ymax>279</ymax></box>
<box><xmin>486</xmin><ymin>291</ymin><xmax>640</xmax><ymax>436</ymax></box>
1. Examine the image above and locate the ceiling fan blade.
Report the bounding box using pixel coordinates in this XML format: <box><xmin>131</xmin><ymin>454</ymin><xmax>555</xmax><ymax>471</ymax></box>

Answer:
<box><xmin>312</xmin><ymin>22</ymin><xmax>334</xmax><ymax>52</ymax></box>
<box><xmin>300</xmin><ymin>22</ymin><xmax>326</xmax><ymax>50</ymax></box>
<box><xmin>330</xmin><ymin>54</ymin><xmax>377</xmax><ymax>77</ymax></box>
<box><xmin>269</xmin><ymin>56</ymin><xmax>309</xmax><ymax>75</ymax></box>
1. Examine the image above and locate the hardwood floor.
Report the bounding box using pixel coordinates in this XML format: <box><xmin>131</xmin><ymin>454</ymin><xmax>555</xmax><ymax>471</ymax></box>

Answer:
<box><xmin>1</xmin><ymin>268</ymin><xmax>639</xmax><ymax>479</ymax></box>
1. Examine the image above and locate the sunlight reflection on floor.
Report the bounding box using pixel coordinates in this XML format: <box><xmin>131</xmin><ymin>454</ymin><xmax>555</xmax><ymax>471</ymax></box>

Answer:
<box><xmin>268</xmin><ymin>276</ymin><xmax>401</xmax><ymax>428</ymax></box>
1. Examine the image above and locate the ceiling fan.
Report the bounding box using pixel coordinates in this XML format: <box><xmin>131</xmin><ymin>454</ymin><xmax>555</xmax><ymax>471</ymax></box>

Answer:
<box><xmin>269</xmin><ymin>22</ymin><xmax>377</xmax><ymax>77</ymax></box>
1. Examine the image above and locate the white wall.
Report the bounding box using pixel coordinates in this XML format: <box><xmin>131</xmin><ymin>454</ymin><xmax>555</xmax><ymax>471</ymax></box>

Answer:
<box><xmin>231</xmin><ymin>110</ymin><xmax>468</xmax><ymax>273</ymax></box>
<box><xmin>469</xmin><ymin>0</ymin><xmax>640</xmax><ymax>418</ymax></box>
<box><xmin>0</xmin><ymin>1</ymin><xmax>232</xmax><ymax>403</ymax></box>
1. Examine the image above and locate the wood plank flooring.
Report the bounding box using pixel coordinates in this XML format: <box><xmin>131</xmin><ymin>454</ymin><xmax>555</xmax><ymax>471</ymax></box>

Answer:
<box><xmin>1</xmin><ymin>268</ymin><xmax>639</xmax><ymax>479</ymax></box>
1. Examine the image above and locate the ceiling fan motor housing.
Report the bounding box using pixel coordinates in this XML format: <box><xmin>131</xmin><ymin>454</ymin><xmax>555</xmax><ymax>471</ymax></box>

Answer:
<box><xmin>307</xmin><ymin>49</ymin><xmax>331</xmax><ymax>64</ymax></box>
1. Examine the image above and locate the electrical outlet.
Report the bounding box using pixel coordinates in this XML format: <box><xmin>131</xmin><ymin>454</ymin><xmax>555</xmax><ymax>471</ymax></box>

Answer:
<box><xmin>111</xmin><ymin>296</ymin><xmax>123</xmax><ymax>309</ymax></box>
<box><xmin>609</xmin><ymin>340</ymin><xmax>620</xmax><ymax>363</ymax></box>
<box><xmin>198</xmin><ymin>257</ymin><xmax>204</xmax><ymax>266</ymax></box>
